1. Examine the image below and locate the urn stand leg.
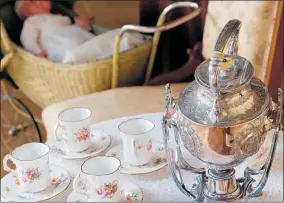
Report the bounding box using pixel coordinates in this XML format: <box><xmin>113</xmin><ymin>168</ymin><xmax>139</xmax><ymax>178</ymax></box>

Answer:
<box><xmin>163</xmin><ymin>83</ymin><xmax>206</xmax><ymax>202</ymax></box>
<box><xmin>204</xmin><ymin>168</ymin><xmax>243</xmax><ymax>201</ymax></box>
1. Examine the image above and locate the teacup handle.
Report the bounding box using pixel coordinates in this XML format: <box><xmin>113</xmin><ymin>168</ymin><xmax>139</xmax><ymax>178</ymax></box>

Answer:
<box><xmin>54</xmin><ymin>122</ymin><xmax>68</xmax><ymax>142</ymax></box>
<box><xmin>73</xmin><ymin>174</ymin><xmax>89</xmax><ymax>196</ymax></box>
<box><xmin>3</xmin><ymin>154</ymin><xmax>17</xmax><ymax>173</ymax></box>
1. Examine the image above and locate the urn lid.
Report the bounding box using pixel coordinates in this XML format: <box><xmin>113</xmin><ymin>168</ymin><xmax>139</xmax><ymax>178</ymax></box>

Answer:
<box><xmin>177</xmin><ymin>19</ymin><xmax>271</xmax><ymax>127</ymax></box>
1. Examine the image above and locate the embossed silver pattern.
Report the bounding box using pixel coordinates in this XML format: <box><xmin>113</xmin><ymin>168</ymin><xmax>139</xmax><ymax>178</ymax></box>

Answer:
<box><xmin>178</xmin><ymin>78</ymin><xmax>271</xmax><ymax>127</ymax></box>
<box><xmin>162</xmin><ymin>19</ymin><xmax>283</xmax><ymax>202</ymax></box>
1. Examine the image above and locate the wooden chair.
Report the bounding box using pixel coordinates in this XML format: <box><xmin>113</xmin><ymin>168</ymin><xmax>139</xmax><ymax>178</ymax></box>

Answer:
<box><xmin>202</xmin><ymin>1</ymin><xmax>283</xmax><ymax>86</ymax></box>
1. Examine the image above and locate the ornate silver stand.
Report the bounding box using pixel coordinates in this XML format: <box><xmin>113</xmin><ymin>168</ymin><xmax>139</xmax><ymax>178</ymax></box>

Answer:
<box><xmin>162</xmin><ymin>85</ymin><xmax>282</xmax><ymax>202</ymax></box>
<box><xmin>161</xmin><ymin>19</ymin><xmax>283</xmax><ymax>201</ymax></box>
<box><xmin>205</xmin><ymin>168</ymin><xmax>242</xmax><ymax>201</ymax></box>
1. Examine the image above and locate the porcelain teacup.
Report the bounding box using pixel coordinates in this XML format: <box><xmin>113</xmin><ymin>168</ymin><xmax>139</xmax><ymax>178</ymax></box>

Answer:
<box><xmin>3</xmin><ymin>143</ymin><xmax>51</xmax><ymax>193</ymax></box>
<box><xmin>54</xmin><ymin>107</ymin><xmax>92</xmax><ymax>153</ymax></box>
<box><xmin>119</xmin><ymin>118</ymin><xmax>155</xmax><ymax>166</ymax></box>
<box><xmin>73</xmin><ymin>156</ymin><xmax>121</xmax><ymax>202</ymax></box>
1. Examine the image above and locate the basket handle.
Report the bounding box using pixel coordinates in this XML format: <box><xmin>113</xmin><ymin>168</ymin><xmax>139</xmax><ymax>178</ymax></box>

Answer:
<box><xmin>112</xmin><ymin>1</ymin><xmax>201</xmax><ymax>88</ymax></box>
<box><xmin>0</xmin><ymin>52</ymin><xmax>14</xmax><ymax>71</ymax></box>
<box><xmin>0</xmin><ymin>22</ymin><xmax>14</xmax><ymax>71</ymax></box>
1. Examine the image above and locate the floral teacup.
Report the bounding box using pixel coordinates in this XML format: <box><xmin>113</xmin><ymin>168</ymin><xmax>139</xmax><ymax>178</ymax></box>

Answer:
<box><xmin>3</xmin><ymin>143</ymin><xmax>51</xmax><ymax>193</ymax></box>
<box><xmin>73</xmin><ymin>156</ymin><xmax>121</xmax><ymax>202</ymax></box>
<box><xmin>54</xmin><ymin>107</ymin><xmax>92</xmax><ymax>153</ymax></box>
<box><xmin>119</xmin><ymin>118</ymin><xmax>155</xmax><ymax>166</ymax></box>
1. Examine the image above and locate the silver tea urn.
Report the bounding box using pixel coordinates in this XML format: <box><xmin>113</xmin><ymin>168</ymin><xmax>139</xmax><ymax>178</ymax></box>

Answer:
<box><xmin>162</xmin><ymin>19</ymin><xmax>283</xmax><ymax>202</ymax></box>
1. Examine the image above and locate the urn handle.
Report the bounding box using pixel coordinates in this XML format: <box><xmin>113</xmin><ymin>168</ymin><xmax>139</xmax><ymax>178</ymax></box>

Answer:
<box><xmin>162</xmin><ymin>116</ymin><xmax>206</xmax><ymax>202</ymax></box>
<box><xmin>163</xmin><ymin>84</ymin><xmax>206</xmax><ymax>201</ymax></box>
<box><xmin>209</xmin><ymin>19</ymin><xmax>242</xmax><ymax>91</ymax></box>
<box><xmin>213</xmin><ymin>19</ymin><xmax>241</xmax><ymax>55</ymax></box>
<box><xmin>241</xmin><ymin>89</ymin><xmax>283</xmax><ymax>198</ymax></box>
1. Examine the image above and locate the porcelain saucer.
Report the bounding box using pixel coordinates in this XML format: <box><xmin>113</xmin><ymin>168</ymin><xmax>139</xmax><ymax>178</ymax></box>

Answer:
<box><xmin>67</xmin><ymin>179</ymin><xmax>143</xmax><ymax>202</ymax></box>
<box><xmin>46</xmin><ymin>130</ymin><xmax>112</xmax><ymax>159</ymax></box>
<box><xmin>106</xmin><ymin>141</ymin><xmax>167</xmax><ymax>175</ymax></box>
<box><xmin>1</xmin><ymin>165</ymin><xmax>71</xmax><ymax>202</ymax></box>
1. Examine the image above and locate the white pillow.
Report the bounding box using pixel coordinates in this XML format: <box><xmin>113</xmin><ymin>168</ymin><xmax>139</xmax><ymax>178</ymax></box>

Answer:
<box><xmin>42</xmin><ymin>25</ymin><xmax>95</xmax><ymax>63</ymax></box>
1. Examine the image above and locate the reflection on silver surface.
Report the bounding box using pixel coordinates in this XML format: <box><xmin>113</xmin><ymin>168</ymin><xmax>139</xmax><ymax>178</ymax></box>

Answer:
<box><xmin>162</xmin><ymin>18</ymin><xmax>283</xmax><ymax>202</ymax></box>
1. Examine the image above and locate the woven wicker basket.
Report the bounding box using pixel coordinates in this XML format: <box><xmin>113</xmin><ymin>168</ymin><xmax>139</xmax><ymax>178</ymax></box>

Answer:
<box><xmin>0</xmin><ymin>22</ymin><xmax>152</xmax><ymax>108</ymax></box>
<box><xmin>0</xmin><ymin>2</ymin><xmax>200</xmax><ymax>110</ymax></box>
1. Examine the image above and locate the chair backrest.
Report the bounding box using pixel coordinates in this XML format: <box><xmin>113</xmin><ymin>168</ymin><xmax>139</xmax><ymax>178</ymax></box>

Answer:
<box><xmin>202</xmin><ymin>1</ymin><xmax>282</xmax><ymax>84</ymax></box>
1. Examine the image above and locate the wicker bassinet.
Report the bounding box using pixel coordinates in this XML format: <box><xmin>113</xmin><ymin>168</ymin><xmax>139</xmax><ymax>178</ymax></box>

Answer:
<box><xmin>0</xmin><ymin>22</ymin><xmax>153</xmax><ymax>108</ymax></box>
<box><xmin>0</xmin><ymin>2</ymin><xmax>200</xmax><ymax>109</ymax></box>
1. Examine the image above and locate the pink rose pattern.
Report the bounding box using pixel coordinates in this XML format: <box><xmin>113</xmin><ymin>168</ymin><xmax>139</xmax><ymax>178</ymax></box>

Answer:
<box><xmin>75</xmin><ymin>128</ymin><xmax>90</xmax><ymax>142</ymax></box>
<box><xmin>19</xmin><ymin>168</ymin><xmax>41</xmax><ymax>184</ymax></box>
<box><xmin>136</xmin><ymin>141</ymin><xmax>152</xmax><ymax>151</ymax></box>
<box><xmin>137</xmin><ymin>145</ymin><xmax>142</xmax><ymax>150</ymax></box>
<box><xmin>125</xmin><ymin>192</ymin><xmax>139</xmax><ymax>202</ymax></box>
<box><xmin>9</xmin><ymin>172</ymin><xmax>68</xmax><ymax>199</ymax></box>
<box><xmin>96</xmin><ymin>180</ymin><xmax>118</xmax><ymax>199</ymax></box>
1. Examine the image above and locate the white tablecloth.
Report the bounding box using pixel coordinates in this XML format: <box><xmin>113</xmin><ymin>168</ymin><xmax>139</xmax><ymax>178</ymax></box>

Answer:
<box><xmin>5</xmin><ymin>113</ymin><xmax>284</xmax><ymax>202</ymax></box>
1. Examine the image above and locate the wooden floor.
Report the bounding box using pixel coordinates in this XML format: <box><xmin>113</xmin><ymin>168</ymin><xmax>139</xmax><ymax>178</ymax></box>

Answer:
<box><xmin>1</xmin><ymin>84</ymin><xmax>47</xmax><ymax>178</ymax></box>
